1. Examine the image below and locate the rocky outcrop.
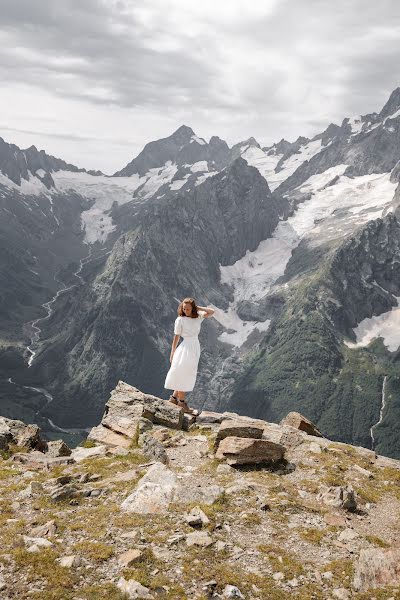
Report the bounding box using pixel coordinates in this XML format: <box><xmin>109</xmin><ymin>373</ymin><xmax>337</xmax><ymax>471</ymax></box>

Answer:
<box><xmin>2</xmin><ymin>380</ymin><xmax>400</xmax><ymax>598</ymax></box>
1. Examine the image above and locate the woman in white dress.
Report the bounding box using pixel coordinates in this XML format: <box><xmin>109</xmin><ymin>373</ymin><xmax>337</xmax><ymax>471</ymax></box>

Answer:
<box><xmin>164</xmin><ymin>297</ymin><xmax>215</xmax><ymax>414</ymax></box>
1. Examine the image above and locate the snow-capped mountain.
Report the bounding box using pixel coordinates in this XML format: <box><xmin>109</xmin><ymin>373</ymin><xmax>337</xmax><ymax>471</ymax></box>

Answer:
<box><xmin>1</xmin><ymin>87</ymin><xmax>400</xmax><ymax>457</ymax></box>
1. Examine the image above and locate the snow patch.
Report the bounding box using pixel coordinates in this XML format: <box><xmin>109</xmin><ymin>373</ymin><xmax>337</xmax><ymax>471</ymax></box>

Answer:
<box><xmin>345</xmin><ymin>297</ymin><xmax>400</xmax><ymax>352</ymax></box>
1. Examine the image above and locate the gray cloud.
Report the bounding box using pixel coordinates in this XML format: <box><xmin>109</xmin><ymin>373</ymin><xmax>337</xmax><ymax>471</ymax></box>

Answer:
<box><xmin>0</xmin><ymin>0</ymin><xmax>399</xmax><ymax>171</ymax></box>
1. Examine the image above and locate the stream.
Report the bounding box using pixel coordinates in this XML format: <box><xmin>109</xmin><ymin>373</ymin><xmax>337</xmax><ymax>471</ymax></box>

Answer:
<box><xmin>7</xmin><ymin>246</ymin><xmax>112</xmax><ymax>444</ymax></box>
<box><xmin>370</xmin><ymin>375</ymin><xmax>388</xmax><ymax>450</ymax></box>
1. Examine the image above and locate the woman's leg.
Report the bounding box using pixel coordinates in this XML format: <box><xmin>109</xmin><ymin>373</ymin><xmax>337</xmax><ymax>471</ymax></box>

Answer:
<box><xmin>176</xmin><ymin>390</ymin><xmax>186</xmax><ymax>401</ymax></box>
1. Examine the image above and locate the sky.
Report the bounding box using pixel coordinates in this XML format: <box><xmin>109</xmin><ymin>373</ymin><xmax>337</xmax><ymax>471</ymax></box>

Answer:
<box><xmin>1</xmin><ymin>0</ymin><xmax>399</xmax><ymax>174</ymax></box>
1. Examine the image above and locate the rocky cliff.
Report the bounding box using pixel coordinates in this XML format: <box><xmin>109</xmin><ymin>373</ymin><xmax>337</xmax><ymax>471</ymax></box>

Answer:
<box><xmin>1</xmin><ymin>380</ymin><xmax>400</xmax><ymax>599</ymax></box>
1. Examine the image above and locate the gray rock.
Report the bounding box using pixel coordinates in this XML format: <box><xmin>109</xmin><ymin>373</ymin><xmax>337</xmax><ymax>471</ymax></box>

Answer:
<box><xmin>116</xmin><ymin>576</ymin><xmax>154</xmax><ymax>599</ymax></box>
<box><xmin>185</xmin><ymin>506</ymin><xmax>210</xmax><ymax>527</ymax></box>
<box><xmin>139</xmin><ymin>432</ymin><xmax>168</xmax><ymax>464</ymax></box>
<box><xmin>222</xmin><ymin>585</ymin><xmax>245</xmax><ymax>599</ymax></box>
<box><xmin>353</xmin><ymin>548</ymin><xmax>400</xmax><ymax>592</ymax></box>
<box><xmin>178</xmin><ymin>483</ymin><xmax>225</xmax><ymax>505</ymax></box>
<box><xmin>215</xmin><ymin>436</ymin><xmax>285</xmax><ymax>465</ymax></box>
<box><xmin>120</xmin><ymin>462</ymin><xmax>177</xmax><ymax>513</ymax></box>
<box><xmin>87</xmin><ymin>424</ymin><xmax>132</xmax><ymax>448</ymax></box>
<box><xmin>45</xmin><ymin>440</ymin><xmax>72</xmax><ymax>457</ymax></box>
<box><xmin>186</xmin><ymin>531</ymin><xmax>213</xmax><ymax>547</ymax></box>
<box><xmin>279</xmin><ymin>412</ymin><xmax>323</xmax><ymax>437</ymax></box>
<box><xmin>215</xmin><ymin>419</ymin><xmax>265</xmax><ymax>449</ymax></box>
<box><xmin>317</xmin><ymin>485</ymin><xmax>357</xmax><ymax>512</ymax></box>
<box><xmin>70</xmin><ymin>444</ymin><xmax>108</xmax><ymax>462</ymax></box>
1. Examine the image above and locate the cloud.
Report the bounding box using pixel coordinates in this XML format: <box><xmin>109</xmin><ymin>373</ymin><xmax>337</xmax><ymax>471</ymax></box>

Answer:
<box><xmin>0</xmin><ymin>0</ymin><xmax>399</xmax><ymax>172</ymax></box>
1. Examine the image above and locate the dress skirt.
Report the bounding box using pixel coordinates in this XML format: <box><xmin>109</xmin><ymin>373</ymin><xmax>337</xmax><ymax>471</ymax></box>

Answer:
<box><xmin>164</xmin><ymin>336</ymin><xmax>201</xmax><ymax>392</ymax></box>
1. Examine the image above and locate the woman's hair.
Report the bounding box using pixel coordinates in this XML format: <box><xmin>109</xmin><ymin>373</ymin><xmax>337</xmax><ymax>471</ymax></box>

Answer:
<box><xmin>177</xmin><ymin>297</ymin><xmax>199</xmax><ymax>318</ymax></box>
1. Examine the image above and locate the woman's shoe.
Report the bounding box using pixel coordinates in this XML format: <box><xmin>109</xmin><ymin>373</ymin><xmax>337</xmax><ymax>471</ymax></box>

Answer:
<box><xmin>177</xmin><ymin>399</ymin><xmax>197</xmax><ymax>415</ymax></box>
<box><xmin>167</xmin><ymin>394</ymin><xmax>179</xmax><ymax>405</ymax></box>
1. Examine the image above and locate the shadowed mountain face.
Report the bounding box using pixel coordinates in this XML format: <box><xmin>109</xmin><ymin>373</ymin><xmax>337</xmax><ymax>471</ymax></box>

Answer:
<box><xmin>2</xmin><ymin>87</ymin><xmax>400</xmax><ymax>458</ymax></box>
<box><xmin>26</xmin><ymin>158</ymin><xmax>287</xmax><ymax>427</ymax></box>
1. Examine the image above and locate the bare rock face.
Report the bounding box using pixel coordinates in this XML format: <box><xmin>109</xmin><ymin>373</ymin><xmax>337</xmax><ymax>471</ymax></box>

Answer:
<box><xmin>353</xmin><ymin>548</ymin><xmax>400</xmax><ymax>592</ymax></box>
<box><xmin>215</xmin><ymin>419</ymin><xmax>265</xmax><ymax>449</ymax></box>
<box><xmin>215</xmin><ymin>436</ymin><xmax>286</xmax><ymax>465</ymax></box>
<box><xmin>279</xmin><ymin>412</ymin><xmax>323</xmax><ymax>437</ymax></box>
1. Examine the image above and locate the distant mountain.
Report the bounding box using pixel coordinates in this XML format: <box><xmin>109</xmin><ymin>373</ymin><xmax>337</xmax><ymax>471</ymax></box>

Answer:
<box><xmin>1</xmin><ymin>86</ymin><xmax>400</xmax><ymax>458</ymax></box>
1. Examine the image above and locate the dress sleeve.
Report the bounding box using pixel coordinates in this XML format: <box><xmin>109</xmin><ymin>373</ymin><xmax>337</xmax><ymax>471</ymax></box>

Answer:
<box><xmin>198</xmin><ymin>310</ymin><xmax>206</xmax><ymax>320</ymax></box>
<box><xmin>174</xmin><ymin>316</ymin><xmax>183</xmax><ymax>335</ymax></box>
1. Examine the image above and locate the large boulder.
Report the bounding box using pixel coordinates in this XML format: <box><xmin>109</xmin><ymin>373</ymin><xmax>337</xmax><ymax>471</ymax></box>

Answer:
<box><xmin>0</xmin><ymin>416</ymin><xmax>47</xmax><ymax>452</ymax></box>
<box><xmin>215</xmin><ymin>436</ymin><xmax>286</xmax><ymax>466</ymax></box>
<box><xmin>353</xmin><ymin>548</ymin><xmax>400</xmax><ymax>592</ymax></box>
<box><xmin>279</xmin><ymin>412</ymin><xmax>323</xmax><ymax>437</ymax></box>
<box><xmin>104</xmin><ymin>381</ymin><xmax>184</xmax><ymax>429</ymax></box>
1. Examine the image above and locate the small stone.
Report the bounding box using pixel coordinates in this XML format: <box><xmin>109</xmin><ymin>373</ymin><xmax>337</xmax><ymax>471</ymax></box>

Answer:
<box><xmin>273</xmin><ymin>572</ymin><xmax>284</xmax><ymax>581</ymax></box>
<box><xmin>308</xmin><ymin>442</ymin><xmax>322</xmax><ymax>453</ymax></box>
<box><xmin>215</xmin><ymin>540</ymin><xmax>227</xmax><ymax>551</ymax></box>
<box><xmin>322</xmin><ymin>571</ymin><xmax>333</xmax><ymax>580</ymax></box>
<box><xmin>185</xmin><ymin>506</ymin><xmax>210</xmax><ymax>528</ymax></box>
<box><xmin>118</xmin><ymin>549</ymin><xmax>143</xmax><ymax>567</ymax></box>
<box><xmin>186</xmin><ymin>531</ymin><xmax>213</xmax><ymax>547</ymax></box>
<box><xmin>324</xmin><ymin>512</ymin><xmax>347</xmax><ymax>527</ymax></box>
<box><xmin>222</xmin><ymin>584</ymin><xmax>245</xmax><ymax>598</ymax></box>
<box><xmin>23</xmin><ymin>536</ymin><xmax>54</xmax><ymax>548</ymax></box>
<box><xmin>332</xmin><ymin>588</ymin><xmax>350</xmax><ymax>600</ymax></box>
<box><xmin>56</xmin><ymin>555</ymin><xmax>81</xmax><ymax>568</ymax></box>
<box><xmin>351</xmin><ymin>464</ymin><xmax>373</xmax><ymax>478</ymax></box>
<box><xmin>120</xmin><ymin>530</ymin><xmax>139</xmax><ymax>540</ymax></box>
<box><xmin>116</xmin><ymin>576</ymin><xmax>153</xmax><ymax>599</ymax></box>
<box><xmin>338</xmin><ymin>528</ymin><xmax>359</xmax><ymax>543</ymax></box>
<box><xmin>30</xmin><ymin>520</ymin><xmax>57</xmax><ymax>537</ymax></box>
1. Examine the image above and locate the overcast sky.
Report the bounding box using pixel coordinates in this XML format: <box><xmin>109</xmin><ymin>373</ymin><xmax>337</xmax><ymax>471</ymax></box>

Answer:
<box><xmin>1</xmin><ymin>0</ymin><xmax>399</xmax><ymax>174</ymax></box>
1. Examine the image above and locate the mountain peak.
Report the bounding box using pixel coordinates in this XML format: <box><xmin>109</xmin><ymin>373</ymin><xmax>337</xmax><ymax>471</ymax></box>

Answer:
<box><xmin>173</xmin><ymin>124</ymin><xmax>194</xmax><ymax>135</ymax></box>
<box><xmin>379</xmin><ymin>87</ymin><xmax>400</xmax><ymax>118</ymax></box>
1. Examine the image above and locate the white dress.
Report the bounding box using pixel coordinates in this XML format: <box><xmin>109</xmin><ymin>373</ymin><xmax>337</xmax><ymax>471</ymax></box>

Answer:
<box><xmin>164</xmin><ymin>311</ymin><xmax>206</xmax><ymax>392</ymax></box>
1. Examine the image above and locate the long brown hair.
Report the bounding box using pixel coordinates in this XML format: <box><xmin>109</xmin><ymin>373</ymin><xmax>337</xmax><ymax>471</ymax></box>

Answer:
<box><xmin>177</xmin><ymin>297</ymin><xmax>199</xmax><ymax>318</ymax></box>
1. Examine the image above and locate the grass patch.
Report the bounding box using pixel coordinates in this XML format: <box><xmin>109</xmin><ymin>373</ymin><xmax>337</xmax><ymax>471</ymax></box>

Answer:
<box><xmin>365</xmin><ymin>535</ymin><xmax>391</xmax><ymax>548</ymax></box>
<box><xmin>323</xmin><ymin>558</ymin><xmax>354</xmax><ymax>589</ymax></box>
<box><xmin>71</xmin><ymin>540</ymin><xmax>114</xmax><ymax>562</ymax></box>
<box><xmin>257</xmin><ymin>543</ymin><xmax>305</xmax><ymax>578</ymax></box>
<box><xmin>297</xmin><ymin>527</ymin><xmax>327</xmax><ymax>544</ymax></box>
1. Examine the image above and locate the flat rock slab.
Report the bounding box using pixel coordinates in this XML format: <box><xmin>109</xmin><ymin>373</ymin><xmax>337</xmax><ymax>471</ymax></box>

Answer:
<box><xmin>9</xmin><ymin>451</ymin><xmax>75</xmax><ymax>469</ymax></box>
<box><xmin>215</xmin><ymin>419</ymin><xmax>265</xmax><ymax>448</ymax></box>
<box><xmin>120</xmin><ymin>462</ymin><xmax>177</xmax><ymax>514</ymax></box>
<box><xmin>70</xmin><ymin>445</ymin><xmax>108</xmax><ymax>462</ymax></box>
<box><xmin>87</xmin><ymin>424</ymin><xmax>132</xmax><ymax>448</ymax></box>
<box><xmin>215</xmin><ymin>436</ymin><xmax>285</xmax><ymax>465</ymax></box>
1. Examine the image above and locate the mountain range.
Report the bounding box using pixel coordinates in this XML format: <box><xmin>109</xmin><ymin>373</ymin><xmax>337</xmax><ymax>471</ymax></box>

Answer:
<box><xmin>1</xmin><ymin>87</ymin><xmax>400</xmax><ymax>458</ymax></box>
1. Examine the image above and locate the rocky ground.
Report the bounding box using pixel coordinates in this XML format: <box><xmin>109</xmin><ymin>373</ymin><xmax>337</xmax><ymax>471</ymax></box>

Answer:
<box><xmin>1</xmin><ymin>380</ymin><xmax>400</xmax><ymax>599</ymax></box>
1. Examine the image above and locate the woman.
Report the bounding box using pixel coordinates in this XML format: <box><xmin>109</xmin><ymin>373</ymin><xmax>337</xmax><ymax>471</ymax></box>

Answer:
<box><xmin>164</xmin><ymin>297</ymin><xmax>215</xmax><ymax>414</ymax></box>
